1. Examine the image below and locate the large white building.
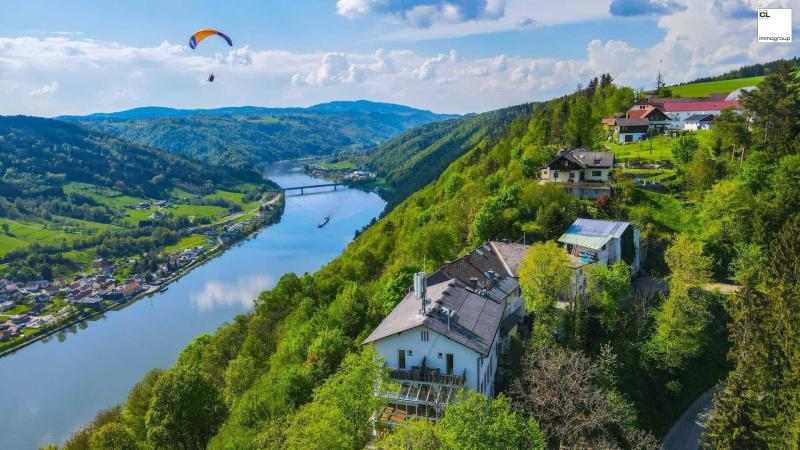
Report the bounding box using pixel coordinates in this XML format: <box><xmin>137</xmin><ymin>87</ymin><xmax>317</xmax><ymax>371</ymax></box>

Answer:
<box><xmin>364</xmin><ymin>241</ymin><xmax>529</xmax><ymax>425</ymax></box>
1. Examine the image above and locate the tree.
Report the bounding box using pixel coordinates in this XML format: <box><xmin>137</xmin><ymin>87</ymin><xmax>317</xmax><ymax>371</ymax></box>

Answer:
<box><xmin>671</xmin><ymin>135</ymin><xmax>699</xmax><ymax>164</ymax></box>
<box><xmin>122</xmin><ymin>368</ymin><xmax>162</xmax><ymax>441</ymax></box>
<box><xmin>1</xmin><ymin>223</ymin><xmax>8</xmax><ymax>234</ymax></box>
<box><xmin>145</xmin><ymin>366</ymin><xmax>228</xmax><ymax>450</ymax></box>
<box><xmin>704</xmin><ymin>214</ymin><xmax>800</xmax><ymax>448</ymax></box>
<box><xmin>284</xmin><ymin>348</ymin><xmax>386</xmax><ymax>450</ymax></box>
<box><xmin>564</xmin><ymin>94</ymin><xmax>595</xmax><ymax>148</ymax></box>
<box><xmin>585</xmin><ymin>260</ymin><xmax>631</xmax><ymax>331</ymax></box>
<box><xmin>518</xmin><ymin>241</ymin><xmax>572</xmax><ymax>345</ymax></box>
<box><xmin>438</xmin><ymin>392</ymin><xmax>545</xmax><ymax>450</ymax></box>
<box><xmin>511</xmin><ymin>347</ymin><xmax>657</xmax><ymax>449</ymax></box>
<box><xmin>713</xmin><ymin>107</ymin><xmax>751</xmax><ymax>163</ymax></box>
<box><xmin>647</xmin><ymin>235</ymin><xmax>713</xmax><ymax>369</ymax></box>
<box><xmin>376</xmin><ymin>419</ymin><xmax>439</xmax><ymax>450</ymax></box>
<box><xmin>740</xmin><ymin>61</ymin><xmax>800</xmax><ymax>157</ymax></box>
<box><xmin>89</xmin><ymin>423</ymin><xmax>136</xmax><ymax>450</ymax></box>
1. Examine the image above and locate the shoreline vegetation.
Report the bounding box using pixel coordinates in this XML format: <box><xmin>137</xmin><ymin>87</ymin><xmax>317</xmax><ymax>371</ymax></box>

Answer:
<box><xmin>0</xmin><ymin>193</ymin><xmax>285</xmax><ymax>358</ymax></box>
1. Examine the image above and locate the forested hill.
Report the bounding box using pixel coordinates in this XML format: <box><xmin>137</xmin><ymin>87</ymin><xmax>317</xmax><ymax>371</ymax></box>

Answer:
<box><xmin>0</xmin><ymin>115</ymin><xmax>263</xmax><ymax>199</ymax></box>
<box><xmin>65</xmin><ymin>66</ymin><xmax>800</xmax><ymax>450</ymax></box>
<box><xmin>365</xmin><ymin>103</ymin><xmax>534</xmax><ymax>205</ymax></box>
<box><xmin>59</xmin><ymin>101</ymin><xmax>459</xmax><ymax>168</ymax></box>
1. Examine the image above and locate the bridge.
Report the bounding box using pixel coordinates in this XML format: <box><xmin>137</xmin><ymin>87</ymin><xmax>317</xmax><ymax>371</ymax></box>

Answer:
<box><xmin>279</xmin><ymin>182</ymin><xmax>348</xmax><ymax>195</ymax></box>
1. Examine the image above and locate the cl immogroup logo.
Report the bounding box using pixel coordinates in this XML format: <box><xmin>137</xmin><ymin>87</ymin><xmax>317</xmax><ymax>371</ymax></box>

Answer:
<box><xmin>758</xmin><ymin>8</ymin><xmax>792</xmax><ymax>43</ymax></box>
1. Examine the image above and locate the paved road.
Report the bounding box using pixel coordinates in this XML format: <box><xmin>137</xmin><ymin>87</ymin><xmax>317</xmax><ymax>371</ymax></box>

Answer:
<box><xmin>662</xmin><ymin>387</ymin><xmax>717</xmax><ymax>450</ymax></box>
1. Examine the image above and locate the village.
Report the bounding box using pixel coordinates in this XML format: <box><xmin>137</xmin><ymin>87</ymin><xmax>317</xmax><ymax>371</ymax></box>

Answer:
<box><xmin>0</xmin><ymin>192</ymin><xmax>284</xmax><ymax>353</ymax></box>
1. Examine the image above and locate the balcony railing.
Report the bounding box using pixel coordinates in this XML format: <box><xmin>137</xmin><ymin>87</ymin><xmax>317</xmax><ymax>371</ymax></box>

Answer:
<box><xmin>389</xmin><ymin>367</ymin><xmax>466</xmax><ymax>386</ymax></box>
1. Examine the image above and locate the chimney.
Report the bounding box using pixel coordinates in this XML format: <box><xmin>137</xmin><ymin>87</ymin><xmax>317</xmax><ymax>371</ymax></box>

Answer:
<box><xmin>468</xmin><ymin>277</ymin><xmax>479</xmax><ymax>288</ymax></box>
<box><xmin>487</xmin><ymin>269</ymin><xmax>496</xmax><ymax>288</ymax></box>
<box><xmin>414</xmin><ymin>272</ymin><xmax>428</xmax><ymax>314</ymax></box>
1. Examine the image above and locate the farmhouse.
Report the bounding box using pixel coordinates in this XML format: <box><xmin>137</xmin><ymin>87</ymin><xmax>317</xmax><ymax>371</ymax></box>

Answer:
<box><xmin>683</xmin><ymin>114</ymin><xmax>715</xmax><ymax>131</ymax></box>
<box><xmin>615</xmin><ymin>118</ymin><xmax>650</xmax><ymax>143</ymax></box>
<box><xmin>540</xmin><ymin>148</ymin><xmax>614</xmax><ymax>200</ymax></box>
<box><xmin>364</xmin><ymin>241</ymin><xmax>529</xmax><ymax>425</ymax></box>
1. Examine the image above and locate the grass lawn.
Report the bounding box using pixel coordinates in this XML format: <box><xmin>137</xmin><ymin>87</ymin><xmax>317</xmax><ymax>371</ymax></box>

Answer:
<box><xmin>601</xmin><ymin>130</ymin><xmax>714</xmax><ymax>163</ymax></box>
<box><xmin>165</xmin><ymin>234</ymin><xmax>208</xmax><ymax>252</ymax></box>
<box><xmin>0</xmin><ymin>218</ymin><xmax>85</xmax><ymax>256</ymax></box>
<box><xmin>623</xmin><ymin>168</ymin><xmax>677</xmax><ymax>182</ymax></box>
<box><xmin>602</xmin><ymin>137</ymin><xmax>675</xmax><ymax>162</ymax></box>
<box><xmin>628</xmin><ymin>190</ymin><xmax>696</xmax><ymax>235</ymax></box>
<box><xmin>669</xmin><ymin>76</ymin><xmax>764</xmax><ymax>98</ymax></box>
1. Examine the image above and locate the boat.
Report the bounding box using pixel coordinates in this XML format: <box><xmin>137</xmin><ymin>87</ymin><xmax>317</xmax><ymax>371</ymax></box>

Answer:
<box><xmin>318</xmin><ymin>216</ymin><xmax>330</xmax><ymax>228</ymax></box>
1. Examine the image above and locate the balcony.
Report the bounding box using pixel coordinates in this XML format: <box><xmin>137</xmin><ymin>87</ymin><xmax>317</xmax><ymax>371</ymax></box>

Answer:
<box><xmin>388</xmin><ymin>357</ymin><xmax>466</xmax><ymax>386</ymax></box>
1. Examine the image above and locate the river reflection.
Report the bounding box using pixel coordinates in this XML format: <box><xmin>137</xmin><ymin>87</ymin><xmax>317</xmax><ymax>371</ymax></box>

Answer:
<box><xmin>190</xmin><ymin>275</ymin><xmax>274</xmax><ymax>311</ymax></box>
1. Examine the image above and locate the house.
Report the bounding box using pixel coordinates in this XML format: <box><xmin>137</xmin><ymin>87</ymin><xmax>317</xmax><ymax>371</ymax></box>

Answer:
<box><xmin>635</xmin><ymin>97</ymin><xmax>742</xmax><ymax>129</ymax></box>
<box><xmin>0</xmin><ymin>301</ymin><xmax>14</xmax><ymax>312</ymax></box>
<box><xmin>615</xmin><ymin>118</ymin><xmax>650</xmax><ymax>143</ymax></box>
<box><xmin>121</xmin><ymin>280</ymin><xmax>142</xmax><ymax>299</ymax></box>
<box><xmin>683</xmin><ymin>114</ymin><xmax>715</xmax><ymax>131</ymax></box>
<box><xmin>558</xmin><ymin>218</ymin><xmax>641</xmax><ymax>274</ymax></box>
<box><xmin>540</xmin><ymin>148</ymin><xmax>614</xmax><ymax>200</ymax></box>
<box><xmin>601</xmin><ymin>118</ymin><xmax>618</xmax><ymax>140</ymax></box>
<box><xmin>626</xmin><ymin>105</ymin><xmax>671</xmax><ymax>134</ymax></box>
<box><xmin>364</xmin><ymin>241</ymin><xmax>529</xmax><ymax>425</ymax></box>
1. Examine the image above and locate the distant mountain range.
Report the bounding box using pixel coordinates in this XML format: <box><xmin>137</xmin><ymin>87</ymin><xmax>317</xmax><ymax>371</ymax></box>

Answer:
<box><xmin>59</xmin><ymin>101</ymin><xmax>460</xmax><ymax>168</ymax></box>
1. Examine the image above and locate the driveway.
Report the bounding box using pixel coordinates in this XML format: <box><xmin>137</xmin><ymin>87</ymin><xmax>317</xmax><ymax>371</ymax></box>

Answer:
<box><xmin>662</xmin><ymin>387</ymin><xmax>717</xmax><ymax>450</ymax></box>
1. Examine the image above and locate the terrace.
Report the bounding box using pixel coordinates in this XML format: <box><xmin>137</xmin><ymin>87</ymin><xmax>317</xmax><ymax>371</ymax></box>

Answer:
<box><xmin>379</xmin><ymin>359</ymin><xmax>467</xmax><ymax>425</ymax></box>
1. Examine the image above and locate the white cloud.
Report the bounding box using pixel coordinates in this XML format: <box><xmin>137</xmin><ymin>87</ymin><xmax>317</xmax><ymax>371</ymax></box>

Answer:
<box><xmin>29</xmin><ymin>81</ymin><xmax>59</xmax><ymax>97</ymax></box>
<box><xmin>336</xmin><ymin>0</ymin><xmax>508</xmax><ymax>28</ymax></box>
<box><xmin>1</xmin><ymin>2</ymin><xmax>798</xmax><ymax>117</ymax></box>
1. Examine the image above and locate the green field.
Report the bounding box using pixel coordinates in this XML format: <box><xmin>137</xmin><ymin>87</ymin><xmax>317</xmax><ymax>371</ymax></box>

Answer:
<box><xmin>316</xmin><ymin>160</ymin><xmax>358</xmax><ymax>170</ymax></box>
<box><xmin>669</xmin><ymin>76</ymin><xmax>764</xmax><ymax>98</ymax></box>
<box><xmin>165</xmin><ymin>234</ymin><xmax>209</xmax><ymax>252</ymax></box>
<box><xmin>601</xmin><ymin>130</ymin><xmax>713</xmax><ymax>162</ymax></box>
<box><xmin>629</xmin><ymin>190</ymin><xmax>696</xmax><ymax>234</ymax></box>
<box><xmin>623</xmin><ymin>168</ymin><xmax>677</xmax><ymax>182</ymax></box>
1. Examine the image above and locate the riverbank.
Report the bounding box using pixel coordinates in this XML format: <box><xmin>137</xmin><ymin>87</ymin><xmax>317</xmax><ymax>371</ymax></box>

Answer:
<box><xmin>0</xmin><ymin>194</ymin><xmax>286</xmax><ymax>358</ymax></box>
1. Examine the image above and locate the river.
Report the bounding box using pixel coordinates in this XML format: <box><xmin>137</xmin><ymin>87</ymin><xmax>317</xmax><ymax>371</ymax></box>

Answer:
<box><xmin>0</xmin><ymin>163</ymin><xmax>386</xmax><ymax>449</ymax></box>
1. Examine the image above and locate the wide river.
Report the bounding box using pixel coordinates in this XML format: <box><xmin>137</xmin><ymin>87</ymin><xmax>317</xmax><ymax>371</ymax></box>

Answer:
<box><xmin>0</xmin><ymin>163</ymin><xmax>386</xmax><ymax>449</ymax></box>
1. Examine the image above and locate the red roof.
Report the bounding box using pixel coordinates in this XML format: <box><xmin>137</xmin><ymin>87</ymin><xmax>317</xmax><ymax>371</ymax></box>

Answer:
<box><xmin>662</xmin><ymin>100</ymin><xmax>741</xmax><ymax>112</ymax></box>
<box><xmin>601</xmin><ymin>118</ymin><xmax>616</xmax><ymax>125</ymax></box>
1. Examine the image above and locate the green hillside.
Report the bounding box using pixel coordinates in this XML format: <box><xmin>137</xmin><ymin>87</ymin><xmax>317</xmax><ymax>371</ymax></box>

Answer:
<box><xmin>60</xmin><ymin>101</ymin><xmax>458</xmax><ymax>168</ymax></box>
<box><xmin>0</xmin><ymin>116</ymin><xmax>271</xmax><ymax>279</ymax></box>
<box><xmin>670</xmin><ymin>75</ymin><xmax>764</xmax><ymax>98</ymax></box>
<box><xmin>365</xmin><ymin>103</ymin><xmax>533</xmax><ymax>205</ymax></box>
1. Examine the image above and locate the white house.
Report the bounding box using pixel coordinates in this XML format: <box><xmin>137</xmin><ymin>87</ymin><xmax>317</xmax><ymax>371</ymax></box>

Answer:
<box><xmin>660</xmin><ymin>100</ymin><xmax>742</xmax><ymax>129</ymax></box>
<box><xmin>558</xmin><ymin>218</ymin><xmax>641</xmax><ymax>272</ymax></box>
<box><xmin>683</xmin><ymin>114</ymin><xmax>715</xmax><ymax>131</ymax></box>
<box><xmin>364</xmin><ymin>241</ymin><xmax>529</xmax><ymax>425</ymax></box>
<box><xmin>540</xmin><ymin>148</ymin><xmax>615</xmax><ymax>200</ymax></box>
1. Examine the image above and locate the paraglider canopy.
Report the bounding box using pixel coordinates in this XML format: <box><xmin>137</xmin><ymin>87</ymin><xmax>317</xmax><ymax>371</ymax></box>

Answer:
<box><xmin>189</xmin><ymin>29</ymin><xmax>233</xmax><ymax>49</ymax></box>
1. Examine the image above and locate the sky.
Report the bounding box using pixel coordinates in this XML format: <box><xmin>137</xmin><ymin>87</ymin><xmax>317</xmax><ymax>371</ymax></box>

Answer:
<box><xmin>1</xmin><ymin>0</ymin><xmax>799</xmax><ymax>116</ymax></box>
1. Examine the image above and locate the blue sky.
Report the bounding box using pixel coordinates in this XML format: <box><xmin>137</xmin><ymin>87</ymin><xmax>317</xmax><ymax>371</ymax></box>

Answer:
<box><xmin>1</xmin><ymin>0</ymin><xmax>798</xmax><ymax>115</ymax></box>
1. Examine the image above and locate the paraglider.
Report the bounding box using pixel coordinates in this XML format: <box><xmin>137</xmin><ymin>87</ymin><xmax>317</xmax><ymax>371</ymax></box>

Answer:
<box><xmin>189</xmin><ymin>29</ymin><xmax>232</xmax><ymax>82</ymax></box>
<box><xmin>188</xmin><ymin>29</ymin><xmax>233</xmax><ymax>49</ymax></box>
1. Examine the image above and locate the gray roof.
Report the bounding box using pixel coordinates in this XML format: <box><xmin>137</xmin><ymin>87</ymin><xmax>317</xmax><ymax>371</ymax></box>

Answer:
<box><xmin>683</xmin><ymin>113</ymin><xmax>715</xmax><ymax>122</ymax></box>
<box><xmin>616</xmin><ymin>117</ymin><xmax>649</xmax><ymax>127</ymax></box>
<box><xmin>363</xmin><ymin>279</ymin><xmax>504</xmax><ymax>356</ymax></box>
<box><xmin>545</xmin><ymin>148</ymin><xmax>615</xmax><ymax>170</ymax></box>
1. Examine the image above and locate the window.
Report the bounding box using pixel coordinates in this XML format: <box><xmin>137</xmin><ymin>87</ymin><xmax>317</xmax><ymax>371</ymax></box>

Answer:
<box><xmin>446</xmin><ymin>354</ymin><xmax>454</xmax><ymax>375</ymax></box>
<box><xmin>421</xmin><ymin>330</ymin><xmax>429</xmax><ymax>342</ymax></box>
<box><xmin>398</xmin><ymin>350</ymin><xmax>406</xmax><ymax>369</ymax></box>
<box><xmin>592</xmin><ymin>170</ymin><xmax>601</xmax><ymax>177</ymax></box>
<box><xmin>553</xmin><ymin>172</ymin><xmax>558</xmax><ymax>180</ymax></box>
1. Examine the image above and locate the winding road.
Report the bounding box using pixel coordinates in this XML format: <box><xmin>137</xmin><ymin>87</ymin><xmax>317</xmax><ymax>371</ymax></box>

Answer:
<box><xmin>662</xmin><ymin>387</ymin><xmax>717</xmax><ymax>450</ymax></box>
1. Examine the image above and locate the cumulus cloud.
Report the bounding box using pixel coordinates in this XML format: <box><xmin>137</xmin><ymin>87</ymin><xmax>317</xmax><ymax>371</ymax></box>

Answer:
<box><xmin>1</xmin><ymin>1</ymin><xmax>799</xmax><ymax>117</ymax></box>
<box><xmin>29</xmin><ymin>81</ymin><xmax>59</xmax><ymax>97</ymax></box>
<box><xmin>336</xmin><ymin>0</ymin><xmax>507</xmax><ymax>28</ymax></box>
<box><xmin>609</xmin><ymin>0</ymin><xmax>686</xmax><ymax>16</ymax></box>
